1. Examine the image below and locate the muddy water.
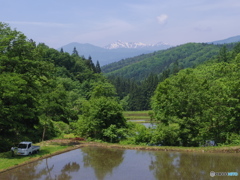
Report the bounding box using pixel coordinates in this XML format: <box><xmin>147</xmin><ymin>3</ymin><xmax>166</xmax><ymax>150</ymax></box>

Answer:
<box><xmin>1</xmin><ymin>146</ymin><xmax>240</xmax><ymax>180</ymax></box>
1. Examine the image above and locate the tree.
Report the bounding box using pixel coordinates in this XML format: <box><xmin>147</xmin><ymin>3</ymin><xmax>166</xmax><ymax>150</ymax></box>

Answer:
<box><xmin>85</xmin><ymin>56</ymin><xmax>96</xmax><ymax>73</ymax></box>
<box><xmin>95</xmin><ymin>60</ymin><xmax>101</xmax><ymax>73</ymax></box>
<box><xmin>72</xmin><ymin>47</ymin><xmax>79</xmax><ymax>56</ymax></box>
<box><xmin>38</xmin><ymin>82</ymin><xmax>78</xmax><ymax>141</ymax></box>
<box><xmin>76</xmin><ymin>97</ymin><xmax>126</xmax><ymax>140</ymax></box>
<box><xmin>218</xmin><ymin>45</ymin><xmax>229</xmax><ymax>62</ymax></box>
<box><xmin>90</xmin><ymin>82</ymin><xmax>117</xmax><ymax>99</ymax></box>
<box><xmin>0</xmin><ymin>73</ymin><xmax>39</xmax><ymax>143</ymax></box>
<box><xmin>0</xmin><ymin>22</ymin><xmax>55</xmax><ymax>149</ymax></box>
<box><xmin>151</xmin><ymin>57</ymin><xmax>240</xmax><ymax>146</ymax></box>
<box><xmin>232</xmin><ymin>42</ymin><xmax>240</xmax><ymax>58</ymax></box>
<box><xmin>0</xmin><ymin>22</ymin><xmax>113</xmax><ymax>151</ymax></box>
<box><xmin>75</xmin><ymin>82</ymin><xmax>126</xmax><ymax>140</ymax></box>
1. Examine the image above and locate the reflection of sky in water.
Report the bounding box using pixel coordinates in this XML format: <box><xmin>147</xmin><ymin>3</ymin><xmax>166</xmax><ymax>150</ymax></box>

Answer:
<box><xmin>1</xmin><ymin>147</ymin><xmax>240</xmax><ymax>180</ymax></box>
<box><xmin>36</xmin><ymin>149</ymin><xmax>95</xmax><ymax>179</ymax></box>
<box><xmin>141</xmin><ymin>123</ymin><xmax>156</xmax><ymax>128</ymax></box>
<box><xmin>170</xmin><ymin>152</ymin><xmax>180</xmax><ymax>168</ymax></box>
<box><xmin>128</xmin><ymin>120</ymin><xmax>146</xmax><ymax>122</ymax></box>
<box><xmin>127</xmin><ymin>120</ymin><xmax>156</xmax><ymax>128</ymax></box>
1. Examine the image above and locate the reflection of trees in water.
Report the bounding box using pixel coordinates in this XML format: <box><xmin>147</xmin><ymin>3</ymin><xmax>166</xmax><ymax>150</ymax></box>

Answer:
<box><xmin>0</xmin><ymin>159</ymin><xmax>80</xmax><ymax>180</ymax></box>
<box><xmin>81</xmin><ymin>146</ymin><xmax>124</xmax><ymax>180</ymax></box>
<box><xmin>56</xmin><ymin>162</ymin><xmax>80</xmax><ymax>180</ymax></box>
<box><xmin>149</xmin><ymin>151</ymin><xmax>240</xmax><ymax>179</ymax></box>
<box><xmin>0</xmin><ymin>160</ymin><xmax>44</xmax><ymax>180</ymax></box>
<box><xmin>148</xmin><ymin>152</ymin><xmax>181</xmax><ymax>179</ymax></box>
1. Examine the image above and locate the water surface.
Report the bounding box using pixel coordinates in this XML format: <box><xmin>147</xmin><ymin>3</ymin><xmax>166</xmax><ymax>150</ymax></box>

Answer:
<box><xmin>1</xmin><ymin>146</ymin><xmax>239</xmax><ymax>180</ymax></box>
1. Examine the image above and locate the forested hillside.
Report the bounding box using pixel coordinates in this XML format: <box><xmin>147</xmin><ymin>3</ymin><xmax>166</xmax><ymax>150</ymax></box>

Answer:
<box><xmin>0</xmin><ymin>23</ymin><xmax>126</xmax><ymax>152</ymax></box>
<box><xmin>104</xmin><ymin>42</ymin><xmax>238</xmax><ymax>111</ymax></box>
<box><xmin>105</xmin><ymin>43</ymin><xmax>240</xmax><ymax>147</ymax></box>
<box><xmin>151</xmin><ymin>43</ymin><xmax>240</xmax><ymax>146</ymax></box>
<box><xmin>1</xmin><ymin>22</ymin><xmax>240</xmax><ymax>149</ymax></box>
<box><xmin>102</xmin><ymin>43</ymin><xmax>222</xmax><ymax>81</ymax></box>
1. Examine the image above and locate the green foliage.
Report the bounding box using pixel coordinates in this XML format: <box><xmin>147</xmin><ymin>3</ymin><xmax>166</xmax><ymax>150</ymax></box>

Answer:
<box><xmin>218</xmin><ymin>45</ymin><xmax>230</xmax><ymax>62</ymax></box>
<box><xmin>106</xmin><ymin>43</ymin><xmax>226</xmax><ymax>111</ymax></box>
<box><xmin>95</xmin><ymin>60</ymin><xmax>101</xmax><ymax>73</ymax></box>
<box><xmin>0</xmin><ymin>22</ymin><xmax>107</xmax><ymax>151</ymax></box>
<box><xmin>151</xmin><ymin>48</ymin><xmax>240</xmax><ymax>146</ymax></box>
<box><xmin>103</xmin><ymin>125</ymin><xmax>127</xmax><ymax>143</ymax></box>
<box><xmin>108</xmin><ymin>73</ymin><xmax>159</xmax><ymax>110</ymax></box>
<box><xmin>118</xmin><ymin>122</ymin><xmax>150</xmax><ymax>145</ymax></box>
<box><xmin>224</xmin><ymin>133</ymin><xmax>240</xmax><ymax>145</ymax></box>
<box><xmin>75</xmin><ymin>95</ymin><xmax>126</xmax><ymax>141</ymax></box>
<box><xmin>150</xmin><ymin>123</ymin><xmax>180</xmax><ymax>146</ymax></box>
<box><xmin>103</xmin><ymin>43</ymin><xmax>220</xmax><ymax>81</ymax></box>
<box><xmin>120</xmin><ymin>95</ymin><xmax>129</xmax><ymax>110</ymax></box>
<box><xmin>53</xmin><ymin>121</ymin><xmax>71</xmax><ymax>136</ymax></box>
<box><xmin>90</xmin><ymin>82</ymin><xmax>117</xmax><ymax>99</ymax></box>
<box><xmin>75</xmin><ymin>97</ymin><xmax>126</xmax><ymax>140</ymax></box>
<box><xmin>120</xmin><ymin>122</ymin><xmax>180</xmax><ymax>146</ymax></box>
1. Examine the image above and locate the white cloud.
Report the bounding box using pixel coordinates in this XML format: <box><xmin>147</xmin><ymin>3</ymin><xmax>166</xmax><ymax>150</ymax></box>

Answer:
<box><xmin>157</xmin><ymin>14</ymin><xmax>168</xmax><ymax>24</ymax></box>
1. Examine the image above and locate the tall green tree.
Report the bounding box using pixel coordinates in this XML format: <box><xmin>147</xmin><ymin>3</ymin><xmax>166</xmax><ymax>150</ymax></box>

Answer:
<box><xmin>72</xmin><ymin>47</ymin><xmax>79</xmax><ymax>56</ymax></box>
<box><xmin>95</xmin><ymin>60</ymin><xmax>101</xmax><ymax>73</ymax></box>
<box><xmin>75</xmin><ymin>82</ymin><xmax>126</xmax><ymax>141</ymax></box>
<box><xmin>0</xmin><ymin>23</ymin><xmax>55</xmax><ymax>149</ymax></box>
<box><xmin>218</xmin><ymin>45</ymin><xmax>229</xmax><ymax>62</ymax></box>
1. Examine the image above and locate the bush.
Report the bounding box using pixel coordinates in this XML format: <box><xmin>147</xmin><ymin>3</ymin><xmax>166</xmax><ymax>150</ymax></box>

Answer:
<box><xmin>53</xmin><ymin>121</ymin><xmax>70</xmax><ymax>135</ymax></box>
<box><xmin>150</xmin><ymin>123</ymin><xmax>181</xmax><ymax>146</ymax></box>
<box><xmin>103</xmin><ymin>125</ymin><xmax>127</xmax><ymax>143</ymax></box>
<box><xmin>75</xmin><ymin>97</ymin><xmax>126</xmax><ymax>140</ymax></box>
<box><xmin>225</xmin><ymin>133</ymin><xmax>240</xmax><ymax>145</ymax></box>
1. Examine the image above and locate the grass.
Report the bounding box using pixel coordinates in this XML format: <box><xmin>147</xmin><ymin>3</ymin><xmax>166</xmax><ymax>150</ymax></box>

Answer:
<box><xmin>0</xmin><ymin>142</ymin><xmax>70</xmax><ymax>172</ymax></box>
<box><xmin>123</xmin><ymin>111</ymin><xmax>151</xmax><ymax>120</ymax></box>
<box><xmin>99</xmin><ymin>142</ymin><xmax>240</xmax><ymax>154</ymax></box>
<box><xmin>52</xmin><ymin>133</ymin><xmax>76</xmax><ymax>139</ymax></box>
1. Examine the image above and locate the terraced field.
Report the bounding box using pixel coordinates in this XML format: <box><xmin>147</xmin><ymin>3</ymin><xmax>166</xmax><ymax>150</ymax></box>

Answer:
<box><xmin>123</xmin><ymin>111</ymin><xmax>151</xmax><ymax>121</ymax></box>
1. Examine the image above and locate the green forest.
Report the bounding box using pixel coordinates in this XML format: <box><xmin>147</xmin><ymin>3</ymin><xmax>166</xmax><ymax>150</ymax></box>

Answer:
<box><xmin>1</xmin><ymin>22</ymin><xmax>240</xmax><ymax>151</ymax></box>
<box><xmin>0</xmin><ymin>22</ymin><xmax>125</xmax><ymax>152</ymax></box>
<box><xmin>102</xmin><ymin>43</ymin><xmax>225</xmax><ymax>80</ymax></box>
<box><xmin>106</xmin><ymin>43</ymin><xmax>240</xmax><ymax>147</ymax></box>
<box><xmin>105</xmin><ymin>42</ymin><xmax>238</xmax><ymax>111</ymax></box>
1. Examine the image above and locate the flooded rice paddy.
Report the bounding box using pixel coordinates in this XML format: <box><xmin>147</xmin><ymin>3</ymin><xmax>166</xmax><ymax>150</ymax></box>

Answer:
<box><xmin>1</xmin><ymin>146</ymin><xmax>240</xmax><ymax>180</ymax></box>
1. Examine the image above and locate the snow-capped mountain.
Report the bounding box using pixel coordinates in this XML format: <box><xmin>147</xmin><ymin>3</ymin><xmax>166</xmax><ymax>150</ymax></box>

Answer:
<box><xmin>58</xmin><ymin>41</ymin><xmax>171</xmax><ymax>65</ymax></box>
<box><xmin>104</xmin><ymin>40</ymin><xmax>170</xmax><ymax>50</ymax></box>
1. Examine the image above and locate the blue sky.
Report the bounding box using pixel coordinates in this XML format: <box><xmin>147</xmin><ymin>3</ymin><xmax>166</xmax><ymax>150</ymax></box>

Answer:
<box><xmin>1</xmin><ymin>0</ymin><xmax>240</xmax><ymax>48</ymax></box>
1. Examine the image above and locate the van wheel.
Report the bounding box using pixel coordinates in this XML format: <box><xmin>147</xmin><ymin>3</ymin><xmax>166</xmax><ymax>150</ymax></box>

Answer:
<box><xmin>28</xmin><ymin>152</ymin><xmax>32</xmax><ymax>156</ymax></box>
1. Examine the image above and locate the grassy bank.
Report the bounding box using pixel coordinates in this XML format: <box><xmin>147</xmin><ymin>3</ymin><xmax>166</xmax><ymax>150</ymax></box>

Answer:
<box><xmin>0</xmin><ymin>141</ymin><xmax>74</xmax><ymax>172</ymax></box>
<box><xmin>1</xmin><ymin>139</ymin><xmax>240</xmax><ymax>173</ymax></box>
<box><xmin>123</xmin><ymin>111</ymin><xmax>151</xmax><ymax>120</ymax></box>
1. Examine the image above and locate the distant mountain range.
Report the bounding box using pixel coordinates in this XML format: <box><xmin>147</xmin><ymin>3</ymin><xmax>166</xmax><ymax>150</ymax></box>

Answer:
<box><xmin>57</xmin><ymin>41</ymin><xmax>171</xmax><ymax>66</ymax></box>
<box><xmin>209</xmin><ymin>35</ymin><xmax>240</xmax><ymax>44</ymax></box>
<box><xmin>102</xmin><ymin>35</ymin><xmax>240</xmax><ymax>81</ymax></box>
<box><xmin>102</xmin><ymin>43</ymin><xmax>220</xmax><ymax>81</ymax></box>
<box><xmin>104</xmin><ymin>40</ymin><xmax>169</xmax><ymax>50</ymax></box>
<box><xmin>57</xmin><ymin>35</ymin><xmax>240</xmax><ymax>66</ymax></box>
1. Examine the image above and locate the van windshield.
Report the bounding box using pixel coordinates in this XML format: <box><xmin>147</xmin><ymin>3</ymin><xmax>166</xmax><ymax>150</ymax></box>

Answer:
<box><xmin>18</xmin><ymin>144</ymin><xmax>27</xmax><ymax>149</ymax></box>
